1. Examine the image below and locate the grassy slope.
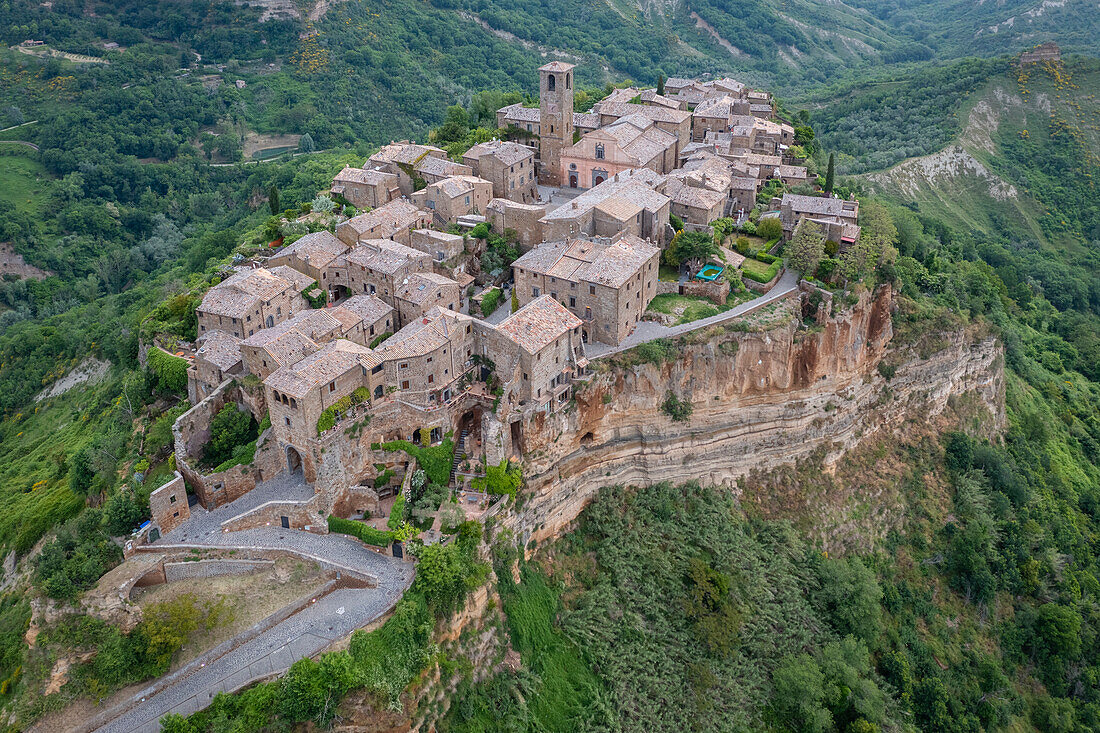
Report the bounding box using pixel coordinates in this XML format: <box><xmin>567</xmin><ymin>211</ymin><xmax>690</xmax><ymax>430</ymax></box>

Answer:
<box><xmin>0</xmin><ymin>153</ymin><xmax>48</xmax><ymax>218</ymax></box>
<box><xmin>859</xmin><ymin>58</ymin><xmax>1100</xmax><ymax>251</ymax></box>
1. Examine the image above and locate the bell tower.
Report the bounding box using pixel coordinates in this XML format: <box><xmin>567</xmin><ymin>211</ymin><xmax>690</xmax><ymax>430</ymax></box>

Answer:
<box><xmin>538</xmin><ymin>61</ymin><xmax>575</xmax><ymax>187</ymax></box>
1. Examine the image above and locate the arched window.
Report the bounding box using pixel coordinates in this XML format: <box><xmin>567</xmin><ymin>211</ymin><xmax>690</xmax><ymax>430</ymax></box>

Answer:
<box><xmin>547</xmin><ymin>74</ymin><xmax>556</xmax><ymax>92</ymax></box>
<box><xmin>566</xmin><ymin>73</ymin><xmax>571</xmax><ymax>90</ymax></box>
<box><xmin>595</xmin><ymin>143</ymin><xmax>605</xmax><ymax>160</ymax></box>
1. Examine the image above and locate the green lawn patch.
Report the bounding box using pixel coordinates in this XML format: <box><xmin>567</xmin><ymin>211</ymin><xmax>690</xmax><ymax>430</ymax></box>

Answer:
<box><xmin>741</xmin><ymin>257</ymin><xmax>782</xmax><ymax>283</ymax></box>
<box><xmin>648</xmin><ymin>293</ymin><xmax>727</xmax><ymax>325</ymax></box>
<box><xmin>0</xmin><ymin>153</ymin><xmax>49</xmax><ymax>217</ymax></box>
<box><xmin>658</xmin><ymin>264</ymin><xmax>681</xmax><ymax>282</ymax></box>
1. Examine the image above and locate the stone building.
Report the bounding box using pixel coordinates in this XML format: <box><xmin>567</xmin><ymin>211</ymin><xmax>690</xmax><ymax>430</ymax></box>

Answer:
<box><xmin>592</xmin><ymin>100</ymin><xmax>692</xmax><ymax>160</ymax></box>
<box><xmin>539</xmin><ymin>169</ymin><xmax>671</xmax><ymax>245</ymax></box>
<box><xmin>265</xmin><ymin>339</ymin><xmax>384</xmax><ymax>472</ymax></box>
<box><xmin>330</xmin><ymin>166</ymin><xmax>400</xmax><ymax>209</ymax></box>
<box><xmin>336</xmin><ymin>199</ymin><xmax>432</xmax><ymax>246</ymax></box>
<box><xmin>149</xmin><ymin>474</ymin><xmax>190</xmax><ymax>538</ymax></box>
<box><xmin>665</xmin><ymin>179</ymin><xmax>727</xmax><ymax>226</ymax></box>
<box><xmin>538</xmin><ymin>61</ymin><xmax>575</xmax><ymax>186</ymax></box>
<box><xmin>375</xmin><ymin>306</ymin><xmax>479</xmax><ymax>408</ymax></box>
<box><xmin>268</xmin><ymin>231</ymin><xmax>349</xmax><ymax>290</ymax></box>
<box><xmin>188</xmin><ymin>330</ymin><xmax>243</xmax><ymax>403</ymax></box>
<box><xmin>331</xmin><ymin>294</ymin><xmax>396</xmax><ymax>345</ymax></box>
<box><xmin>367</xmin><ymin>141</ymin><xmax>473</xmax><ymax>195</ymax></box>
<box><xmin>560</xmin><ymin>114</ymin><xmax>679</xmax><ymax>189</ymax></box>
<box><xmin>410</xmin><ymin>229</ymin><xmax>466</xmax><ymax>264</ymax></box>
<box><xmin>393</xmin><ymin>272</ymin><xmax>463</xmax><ymax>326</ymax></box>
<box><xmin>462</xmin><ymin>140</ymin><xmax>538</xmax><ymax>203</ymax></box>
<box><xmin>484</xmin><ymin>199</ymin><xmax>545</xmax><ymax>249</ymax></box>
<box><xmin>196</xmin><ymin>267</ymin><xmax>309</xmax><ymax>339</ymax></box>
<box><xmin>496</xmin><ymin>105</ymin><xmax>599</xmax><ymax>139</ymax></box>
<box><xmin>411</xmin><ymin>175</ymin><xmax>494</xmax><ymax>225</ymax></box>
<box><xmin>511</xmin><ymin>234</ymin><xmax>660</xmax><ymax>345</ymax></box>
<box><xmin>496</xmin><ymin>296</ymin><xmax>584</xmax><ymax>411</ymax></box>
<box><xmin>337</xmin><ymin>239</ymin><xmax>433</xmax><ymax>312</ymax></box>
<box><xmin>690</xmin><ymin>95</ymin><xmax>752</xmax><ymax>142</ymax></box>
<box><xmin>778</xmin><ymin>193</ymin><xmax>860</xmax><ymax>244</ymax></box>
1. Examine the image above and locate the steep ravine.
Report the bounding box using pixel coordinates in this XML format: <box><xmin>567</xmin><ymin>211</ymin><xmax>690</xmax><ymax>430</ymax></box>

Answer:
<box><xmin>506</xmin><ymin>286</ymin><xmax>1004</xmax><ymax>548</ymax></box>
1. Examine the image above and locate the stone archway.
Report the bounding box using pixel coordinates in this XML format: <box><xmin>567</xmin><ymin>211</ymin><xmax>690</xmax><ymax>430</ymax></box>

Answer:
<box><xmin>286</xmin><ymin>445</ymin><xmax>303</xmax><ymax>474</ymax></box>
<box><xmin>569</xmin><ymin>173</ymin><xmax>578</xmax><ymax>188</ymax></box>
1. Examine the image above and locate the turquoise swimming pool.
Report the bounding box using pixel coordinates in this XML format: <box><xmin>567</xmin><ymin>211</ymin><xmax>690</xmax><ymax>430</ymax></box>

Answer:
<box><xmin>696</xmin><ymin>264</ymin><xmax>724</xmax><ymax>281</ymax></box>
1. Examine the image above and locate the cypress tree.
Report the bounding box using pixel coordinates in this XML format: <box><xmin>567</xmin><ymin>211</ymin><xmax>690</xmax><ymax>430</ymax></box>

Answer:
<box><xmin>657</xmin><ymin>74</ymin><xmax>665</xmax><ymax>96</ymax></box>
<box><xmin>824</xmin><ymin>153</ymin><xmax>835</xmax><ymax>195</ymax></box>
<box><xmin>269</xmin><ymin>185</ymin><xmax>280</xmax><ymax>215</ymax></box>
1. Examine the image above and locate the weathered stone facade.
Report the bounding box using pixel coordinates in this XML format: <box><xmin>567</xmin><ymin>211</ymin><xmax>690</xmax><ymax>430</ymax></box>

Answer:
<box><xmin>149</xmin><ymin>474</ymin><xmax>190</xmax><ymax>537</ymax></box>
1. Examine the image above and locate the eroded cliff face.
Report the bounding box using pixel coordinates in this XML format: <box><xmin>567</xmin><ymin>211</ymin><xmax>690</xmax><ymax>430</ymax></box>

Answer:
<box><xmin>508</xmin><ymin>286</ymin><xmax>1004</xmax><ymax>548</ymax></box>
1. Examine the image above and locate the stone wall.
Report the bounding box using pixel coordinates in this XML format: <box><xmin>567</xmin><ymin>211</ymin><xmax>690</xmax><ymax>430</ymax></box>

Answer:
<box><xmin>174</xmin><ymin>379</ymin><xmax>282</xmax><ymax>509</ymax></box>
<box><xmin>218</xmin><ymin>499</ymin><xmax>324</xmax><ymax>533</ymax></box>
<box><xmin>163</xmin><ymin>559</ymin><xmax>275</xmax><ymax>582</ymax></box>
<box><xmin>149</xmin><ymin>473</ymin><xmax>189</xmax><ymax>537</ymax></box>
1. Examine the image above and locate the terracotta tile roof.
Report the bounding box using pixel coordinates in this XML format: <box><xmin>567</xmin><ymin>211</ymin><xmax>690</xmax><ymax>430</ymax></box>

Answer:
<box><xmin>241</xmin><ymin>309</ymin><xmax>340</xmax><ymax>347</ymax></box>
<box><xmin>750</xmin><ymin>103</ymin><xmax>773</xmax><ymax>115</ymax></box>
<box><xmin>377</xmin><ymin>307</ymin><xmax>470</xmax><ymax>360</ymax></box>
<box><xmin>274</xmin><ymin>231</ymin><xmax>348</xmax><ymax>270</ymax></box>
<box><xmin>667</xmin><ymin>180</ymin><xmax>726</xmax><ymax>211</ymax></box>
<box><xmin>594</xmin><ymin>196</ymin><xmax>644</xmax><ymax>222</ymax></box>
<box><xmin>262</xmin><ymin>330</ymin><xmax>320</xmax><ymax>369</ymax></box>
<box><xmin>333</xmin><ymin>166</ymin><xmax>397</xmax><ymax>186</ymax></box>
<box><xmin>573</xmin><ymin>112</ymin><xmax>600</xmax><ymax>129</ymax></box>
<box><xmin>597</xmin><ymin>101</ymin><xmax>691</xmax><ymax>125</ymax></box>
<box><xmin>395</xmin><ymin>272</ymin><xmax>460</xmax><ymax>306</ymax></box>
<box><xmin>539</xmin><ymin>60</ymin><xmax>575</xmax><ymax>71</ymax></box>
<box><xmin>782</xmin><ymin>193</ymin><xmax>848</xmax><ymax>216</ymax></box>
<box><xmin>345</xmin><ymin>238</ymin><xmax>428</xmax><ymax>275</ymax></box>
<box><xmin>335</xmin><ymin>294</ymin><xmax>393</xmax><ymax>326</ymax></box>
<box><xmin>370</xmin><ymin>142</ymin><xmax>446</xmax><ymax>166</ymax></box>
<box><xmin>778</xmin><ymin>165</ymin><xmax>808</xmax><ymax>178</ymax></box>
<box><xmin>433</xmin><ymin>175</ymin><xmax>490</xmax><ymax>199</ymax></box>
<box><xmin>464</xmin><ymin>140</ymin><xmax>533</xmax><ymax>166</ymax></box>
<box><xmin>342</xmin><ymin>200</ymin><xmax>427</xmax><ymax>239</ymax></box>
<box><xmin>195</xmin><ymin>330</ymin><xmax>242</xmax><ymax>370</ymax></box>
<box><xmin>498</xmin><ymin>296</ymin><xmax>581</xmax><ymax>355</ymax></box>
<box><xmin>498</xmin><ymin>104</ymin><xmax>540</xmax><ymax>124</ymax></box>
<box><xmin>513</xmin><ymin>235</ymin><xmax>658</xmax><ymax>290</ymax></box>
<box><xmin>199</xmin><ymin>268</ymin><xmax>295</xmax><ymax>319</ymax></box>
<box><xmin>542</xmin><ymin>169</ymin><xmax>668</xmax><ymax>223</ymax></box>
<box><xmin>265</xmin><ymin>339</ymin><xmax>378</xmax><ymax>399</ymax></box>
<box><xmin>267</xmin><ymin>265</ymin><xmax>315</xmax><ymax>291</ymax></box>
<box><xmin>416</xmin><ymin>157</ymin><xmax>471</xmax><ymax>177</ymax></box>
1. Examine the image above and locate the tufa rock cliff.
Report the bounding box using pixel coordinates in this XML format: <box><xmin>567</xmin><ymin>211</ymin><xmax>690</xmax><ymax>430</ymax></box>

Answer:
<box><xmin>507</xmin><ymin>285</ymin><xmax>1004</xmax><ymax>548</ymax></box>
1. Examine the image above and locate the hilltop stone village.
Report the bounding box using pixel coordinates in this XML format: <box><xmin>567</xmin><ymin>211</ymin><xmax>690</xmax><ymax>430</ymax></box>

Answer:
<box><xmin>138</xmin><ymin>61</ymin><xmax>864</xmax><ymax>589</ymax></box>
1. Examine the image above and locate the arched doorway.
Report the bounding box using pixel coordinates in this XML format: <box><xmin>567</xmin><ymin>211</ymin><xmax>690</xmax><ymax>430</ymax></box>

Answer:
<box><xmin>592</xmin><ymin>169</ymin><xmax>608</xmax><ymax>187</ymax></box>
<box><xmin>569</xmin><ymin>173</ymin><xmax>578</xmax><ymax>188</ymax></box>
<box><xmin>374</xmin><ymin>384</ymin><xmax>384</xmax><ymax>399</ymax></box>
<box><xmin>286</xmin><ymin>446</ymin><xmax>303</xmax><ymax>474</ymax></box>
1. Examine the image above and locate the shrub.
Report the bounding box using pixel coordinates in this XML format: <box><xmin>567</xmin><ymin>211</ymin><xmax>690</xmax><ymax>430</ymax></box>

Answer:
<box><xmin>370</xmin><ymin>331</ymin><xmax>392</xmax><ymax>348</ymax></box>
<box><xmin>327</xmin><ymin>516</ymin><xmax>395</xmax><ymax>547</ymax></box>
<box><xmin>205</xmin><ymin>405</ymin><xmax>256</xmax><ymax>468</ymax></box>
<box><xmin>35</xmin><ymin>509</ymin><xmax>122</xmax><ymax>600</ymax></box>
<box><xmin>877</xmin><ymin>361</ymin><xmax>896</xmax><ymax>381</ymax></box>
<box><xmin>669</xmin><ymin>214</ymin><xmax>684</xmax><ymax>232</ymax></box>
<box><xmin>755</xmin><ymin>217</ymin><xmax>783</xmax><ymax>241</ymax></box>
<box><xmin>387</xmin><ymin>495</ymin><xmax>406</xmax><ymax>530</ymax></box>
<box><xmin>380</xmin><ymin>440</ymin><xmax>455</xmax><ymax>485</ymax></box>
<box><xmin>469</xmin><ymin>222</ymin><xmax>490</xmax><ymax>239</ymax></box>
<box><xmin>472</xmin><ymin>460</ymin><xmax>522</xmax><ymax>497</ymax></box>
<box><xmin>661</xmin><ymin>392</ymin><xmax>693</xmax><ymax>422</ymax></box>
<box><xmin>301</xmin><ymin>283</ymin><xmax>327</xmax><ymax>309</ymax></box>
<box><xmin>741</xmin><ymin>259</ymin><xmax>783</xmax><ymax>283</ymax></box>
<box><xmin>480</xmin><ymin>287</ymin><xmax>502</xmax><ymax>316</ymax></box>
<box><xmin>740</xmin><ymin>220</ymin><xmax>757</xmax><ymax>235</ymax></box>
<box><xmin>146</xmin><ymin>347</ymin><xmax>188</xmax><ymax>394</ymax></box>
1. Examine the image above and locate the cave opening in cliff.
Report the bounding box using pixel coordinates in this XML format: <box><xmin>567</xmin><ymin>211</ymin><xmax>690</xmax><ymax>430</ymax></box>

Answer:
<box><xmin>581</xmin><ymin>431</ymin><xmax>595</xmax><ymax>446</ymax></box>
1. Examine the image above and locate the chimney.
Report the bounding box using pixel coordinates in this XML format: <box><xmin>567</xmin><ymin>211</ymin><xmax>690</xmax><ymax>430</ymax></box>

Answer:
<box><xmin>571</xmin><ymin>201</ymin><xmax>578</xmax><ymax>210</ymax></box>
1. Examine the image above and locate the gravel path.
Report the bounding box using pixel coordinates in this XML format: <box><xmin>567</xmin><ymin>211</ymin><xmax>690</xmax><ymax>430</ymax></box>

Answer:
<box><xmin>585</xmin><ymin>268</ymin><xmax>800</xmax><ymax>359</ymax></box>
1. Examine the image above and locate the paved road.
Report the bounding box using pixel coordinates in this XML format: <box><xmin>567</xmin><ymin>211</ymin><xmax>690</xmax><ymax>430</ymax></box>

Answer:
<box><xmin>585</xmin><ymin>268</ymin><xmax>800</xmax><ymax>359</ymax></box>
<box><xmin>88</xmin><ymin>474</ymin><xmax>415</xmax><ymax>733</ymax></box>
<box><xmin>91</xmin><ymin>585</ymin><xmax>409</xmax><ymax>733</ymax></box>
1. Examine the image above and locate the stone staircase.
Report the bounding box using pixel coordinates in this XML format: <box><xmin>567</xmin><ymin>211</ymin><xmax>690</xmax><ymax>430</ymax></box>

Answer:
<box><xmin>450</xmin><ymin>429</ymin><xmax>469</xmax><ymax>485</ymax></box>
